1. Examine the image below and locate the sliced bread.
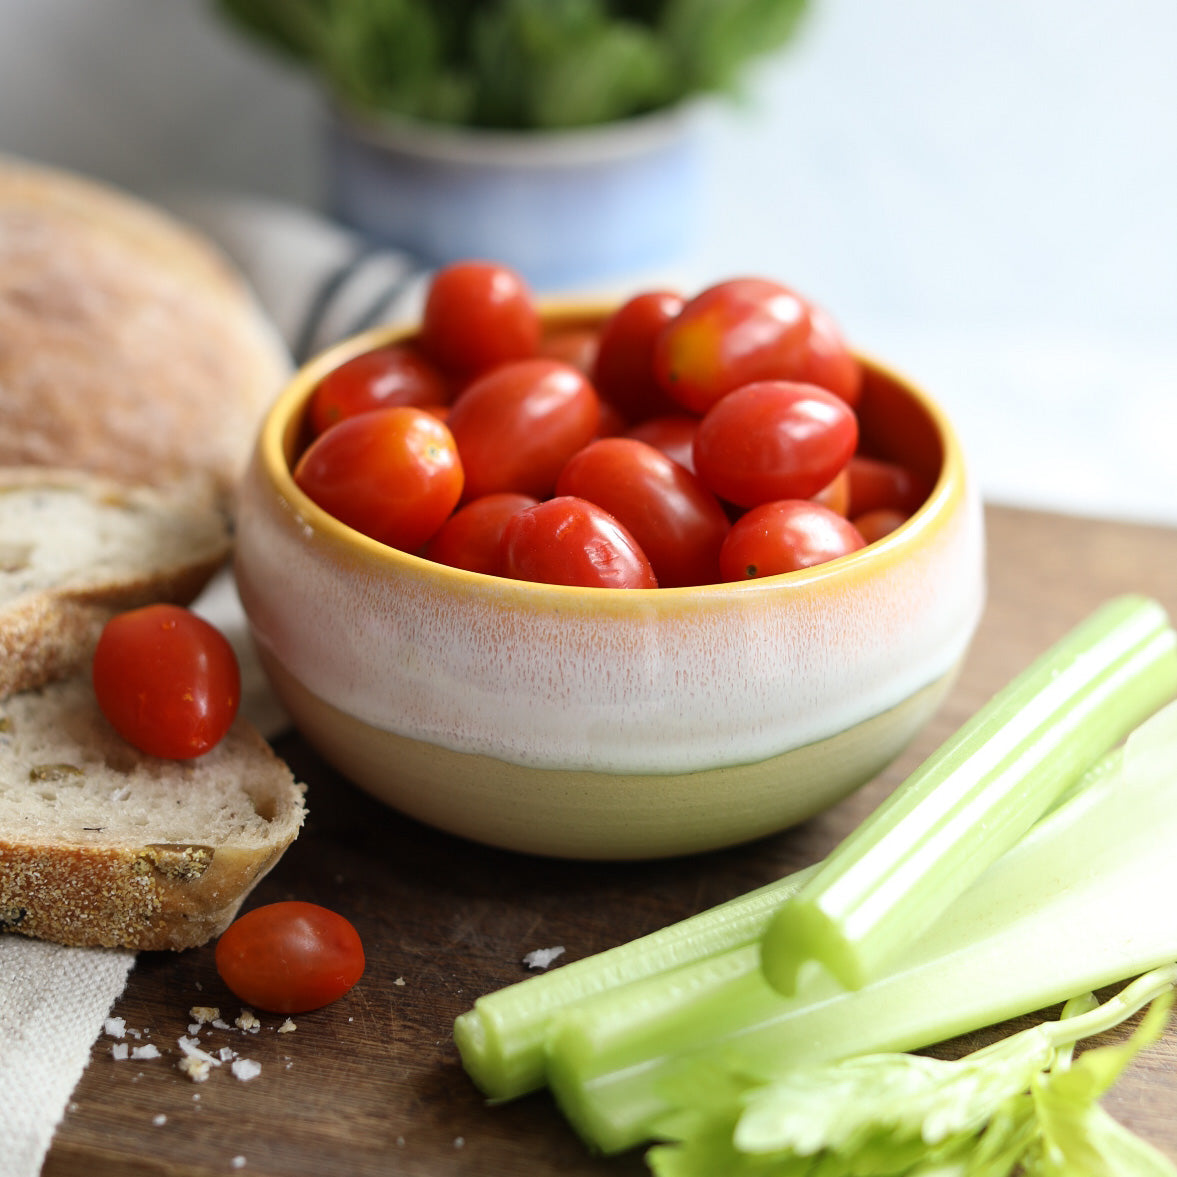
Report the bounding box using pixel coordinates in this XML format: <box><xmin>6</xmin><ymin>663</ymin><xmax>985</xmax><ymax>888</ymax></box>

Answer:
<box><xmin>0</xmin><ymin>675</ymin><xmax>306</xmax><ymax>950</ymax></box>
<box><xmin>0</xmin><ymin>467</ymin><xmax>233</xmax><ymax>700</ymax></box>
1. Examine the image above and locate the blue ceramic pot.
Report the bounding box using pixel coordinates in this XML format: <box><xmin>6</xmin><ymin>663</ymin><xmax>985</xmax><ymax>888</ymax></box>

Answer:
<box><xmin>325</xmin><ymin>105</ymin><xmax>702</xmax><ymax>292</ymax></box>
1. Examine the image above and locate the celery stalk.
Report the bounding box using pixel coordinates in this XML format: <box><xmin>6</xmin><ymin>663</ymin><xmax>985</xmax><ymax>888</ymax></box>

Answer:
<box><xmin>454</xmin><ymin>864</ymin><xmax>819</xmax><ymax>1100</ymax></box>
<box><xmin>543</xmin><ymin>699</ymin><xmax>1177</xmax><ymax>1154</ymax></box>
<box><xmin>761</xmin><ymin>594</ymin><xmax>1177</xmax><ymax>996</ymax></box>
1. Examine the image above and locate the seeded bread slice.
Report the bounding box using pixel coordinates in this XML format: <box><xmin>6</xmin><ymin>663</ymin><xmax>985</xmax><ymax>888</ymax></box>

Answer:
<box><xmin>0</xmin><ymin>467</ymin><xmax>232</xmax><ymax>700</ymax></box>
<box><xmin>0</xmin><ymin>675</ymin><xmax>306</xmax><ymax>950</ymax></box>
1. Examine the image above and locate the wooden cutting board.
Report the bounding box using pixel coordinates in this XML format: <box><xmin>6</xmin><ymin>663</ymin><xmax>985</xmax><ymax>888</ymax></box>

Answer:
<box><xmin>41</xmin><ymin>504</ymin><xmax>1177</xmax><ymax>1176</ymax></box>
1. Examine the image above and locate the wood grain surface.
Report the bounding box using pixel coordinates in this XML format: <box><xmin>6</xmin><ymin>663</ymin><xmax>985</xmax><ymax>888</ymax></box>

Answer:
<box><xmin>41</xmin><ymin>505</ymin><xmax>1177</xmax><ymax>1176</ymax></box>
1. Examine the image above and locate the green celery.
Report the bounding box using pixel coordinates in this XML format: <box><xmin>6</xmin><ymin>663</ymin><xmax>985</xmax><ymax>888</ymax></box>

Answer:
<box><xmin>454</xmin><ymin>863</ymin><xmax>819</xmax><ymax>1100</ymax></box>
<box><xmin>543</xmin><ymin>698</ymin><xmax>1177</xmax><ymax>1154</ymax></box>
<box><xmin>645</xmin><ymin>969</ymin><xmax>1177</xmax><ymax>1177</ymax></box>
<box><xmin>761</xmin><ymin>594</ymin><xmax>1177</xmax><ymax>996</ymax></box>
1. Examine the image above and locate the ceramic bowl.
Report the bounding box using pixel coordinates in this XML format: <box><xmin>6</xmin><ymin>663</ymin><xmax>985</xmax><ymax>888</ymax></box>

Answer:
<box><xmin>234</xmin><ymin>307</ymin><xmax>986</xmax><ymax>860</ymax></box>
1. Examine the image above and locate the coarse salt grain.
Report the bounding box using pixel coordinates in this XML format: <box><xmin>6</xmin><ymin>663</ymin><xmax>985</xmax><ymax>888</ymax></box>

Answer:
<box><xmin>522</xmin><ymin>946</ymin><xmax>565</xmax><ymax>970</ymax></box>
<box><xmin>152</xmin><ymin>1114</ymin><xmax>167</xmax><ymax>1127</ymax></box>
<box><xmin>111</xmin><ymin>1043</ymin><xmax>129</xmax><ymax>1061</ymax></box>
<box><xmin>131</xmin><ymin>1044</ymin><xmax>160</xmax><ymax>1060</ymax></box>
<box><xmin>104</xmin><ymin>1017</ymin><xmax>126</xmax><ymax>1038</ymax></box>
<box><xmin>232</xmin><ymin>1058</ymin><xmax>262</xmax><ymax>1082</ymax></box>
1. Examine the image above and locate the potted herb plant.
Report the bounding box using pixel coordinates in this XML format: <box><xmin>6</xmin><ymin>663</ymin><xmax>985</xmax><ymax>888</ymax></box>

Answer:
<box><xmin>216</xmin><ymin>0</ymin><xmax>811</xmax><ymax>289</ymax></box>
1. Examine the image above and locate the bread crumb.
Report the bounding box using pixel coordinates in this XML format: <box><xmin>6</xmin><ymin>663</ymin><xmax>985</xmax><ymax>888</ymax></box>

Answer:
<box><xmin>111</xmin><ymin>1043</ymin><xmax>129</xmax><ymax>1061</ymax></box>
<box><xmin>522</xmin><ymin>946</ymin><xmax>565</xmax><ymax>970</ymax></box>
<box><xmin>177</xmin><ymin>1055</ymin><xmax>212</xmax><ymax>1083</ymax></box>
<box><xmin>131</xmin><ymin>1044</ymin><xmax>160</xmax><ymax>1060</ymax></box>
<box><xmin>235</xmin><ymin>1009</ymin><xmax>261</xmax><ymax>1032</ymax></box>
<box><xmin>189</xmin><ymin>1006</ymin><xmax>220</xmax><ymax>1025</ymax></box>
<box><xmin>152</xmin><ymin>1114</ymin><xmax>167</xmax><ymax>1127</ymax></box>
<box><xmin>232</xmin><ymin>1058</ymin><xmax>262</xmax><ymax>1082</ymax></box>
<box><xmin>277</xmin><ymin>1018</ymin><xmax>296</xmax><ymax>1033</ymax></box>
<box><xmin>104</xmin><ymin>1017</ymin><xmax>126</xmax><ymax>1038</ymax></box>
<box><xmin>212</xmin><ymin>1018</ymin><xmax>232</xmax><ymax>1030</ymax></box>
<box><xmin>393</xmin><ymin>977</ymin><xmax>405</xmax><ymax>987</ymax></box>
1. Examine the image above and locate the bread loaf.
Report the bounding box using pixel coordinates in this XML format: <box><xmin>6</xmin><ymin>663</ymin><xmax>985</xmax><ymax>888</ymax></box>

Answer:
<box><xmin>0</xmin><ymin>154</ymin><xmax>290</xmax><ymax>499</ymax></box>
<box><xmin>0</xmin><ymin>467</ymin><xmax>232</xmax><ymax>700</ymax></box>
<box><xmin>0</xmin><ymin>675</ymin><xmax>306</xmax><ymax>950</ymax></box>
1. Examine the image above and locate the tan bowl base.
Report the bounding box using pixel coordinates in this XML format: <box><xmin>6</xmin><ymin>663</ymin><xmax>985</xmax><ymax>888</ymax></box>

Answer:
<box><xmin>261</xmin><ymin>651</ymin><xmax>958</xmax><ymax>860</ymax></box>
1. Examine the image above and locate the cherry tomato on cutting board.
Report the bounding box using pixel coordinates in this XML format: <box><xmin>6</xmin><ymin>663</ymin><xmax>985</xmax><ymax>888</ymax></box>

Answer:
<box><xmin>447</xmin><ymin>359</ymin><xmax>600</xmax><ymax>500</ymax></box>
<box><xmin>693</xmin><ymin>381</ymin><xmax>859</xmax><ymax>508</ymax></box>
<box><xmin>306</xmin><ymin>342</ymin><xmax>449</xmax><ymax>436</ymax></box>
<box><xmin>500</xmin><ymin>496</ymin><xmax>658</xmax><ymax>589</ymax></box>
<box><xmin>293</xmin><ymin>406</ymin><xmax>463</xmax><ymax>552</ymax></box>
<box><xmin>652</xmin><ymin>278</ymin><xmax>812</xmax><ymax>414</ymax></box>
<box><xmin>719</xmin><ymin>500</ymin><xmax>866</xmax><ymax>581</ymax></box>
<box><xmin>92</xmin><ymin>604</ymin><xmax>240</xmax><ymax>759</ymax></box>
<box><xmin>424</xmin><ymin>492</ymin><xmax>539</xmax><ymax>576</ymax></box>
<box><xmin>556</xmin><ymin>438</ymin><xmax>730</xmax><ymax>588</ymax></box>
<box><xmin>215</xmin><ymin>901</ymin><xmax>364</xmax><ymax>1014</ymax></box>
<box><xmin>420</xmin><ymin>260</ymin><xmax>540</xmax><ymax>379</ymax></box>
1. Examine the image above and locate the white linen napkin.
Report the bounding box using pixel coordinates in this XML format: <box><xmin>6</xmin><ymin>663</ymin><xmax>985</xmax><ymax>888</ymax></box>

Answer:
<box><xmin>0</xmin><ymin>193</ymin><xmax>417</xmax><ymax>1177</ymax></box>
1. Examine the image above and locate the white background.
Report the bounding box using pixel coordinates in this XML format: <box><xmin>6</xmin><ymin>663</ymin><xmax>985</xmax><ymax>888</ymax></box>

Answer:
<box><xmin>1</xmin><ymin>0</ymin><xmax>1174</xmax><ymax>526</ymax></box>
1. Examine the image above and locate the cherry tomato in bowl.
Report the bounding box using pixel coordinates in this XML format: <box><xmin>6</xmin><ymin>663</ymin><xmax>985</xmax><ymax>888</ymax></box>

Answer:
<box><xmin>293</xmin><ymin>406</ymin><xmax>463</xmax><ymax>552</ymax></box>
<box><xmin>92</xmin><ymin>603</ymin><xmax>240</xmax><ymax>760</ymax></box>
<box><xmin>215</xmin><ymin>901</ymin><xmax>364</xmax><ymax>1014</ymax></box>
<box><xmin>719</xmin><ymin>500</ymin><xmax>866</xmax><ymax>581</ymax></box>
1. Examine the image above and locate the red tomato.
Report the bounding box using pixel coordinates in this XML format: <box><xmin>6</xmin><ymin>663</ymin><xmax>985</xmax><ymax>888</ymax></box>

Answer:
<box><xmin>625</xmin><ymin>413</ymin><xmax>700</xmax><ymax>473</ymax></box>
<box><xmin>306</xmin><ymin>342</ymin><xmax>448</xmax><ymax>436</ymax></box>
<box><xmin>500</xmin><ymin>497</ymin><xmax>657</xmax><ymax>589</ymax></box>
<box><xmin>591</xmin><ymin>291</ymin><xmax>684</xmax><ymax>421</ymax></box>
<box><xmin>846</xmin><ymin>455</ymin><xmax>932</xmax><ymax>517</ymax></box>
<box><xmin>556</xmin><ymin>438</ymin><xmax>730</xmax><ymax>587</ymax></box>
<box><xmin>215</xmin><ymin>901</ymin><xmax>364</xmax><ymax>1014</ymax></box>
<box><xmin>652</xmin><ymin>278</ymin><xmax>812</xmax><ymax>414</ymax></box>
<box><xmin>719</xmin><ymin>501</ymin><xmax>866</xmax><ymax>581</ymax></box>
<box><xmin>540</xmin><ymin>327</ymin><xmax>599</xmax><ymax>374</ymax></box>
<box><xmin>420</xmin><ymin>260</ymin><xmax>540</xmax><ymax>379</ymax></box>
<box><xmin>92</xmin><ymin>604</ymin><xmax>240</xmax><ymax>759</ymax></box>
<box><xmin>693</xmin><ymin>381</ymin><xmax>858</xmax><ymax>508</ymax></box>
<box><xmin>853</xmin><ymin>507</ymin><xmax>909</xmax><ymax>543</ymax></box>
<box><xmin>293</xmin><ymin>407</ymin><xmax>463</xmax><ymax>552</ymax></box>
<box><xmin>447</xmin><ymin>359</ymin><xmax>600</xmax><ymax>500</ymax></box>
<box><xmin>794</xmin><ymin>304</ymin><xmax>863</xmax><ymax>409</ymax></box>
<box><xmin>811</xmin><ymin>467</ymin><xmax>851</xmax><ymax>516</ymax></box>
<box><xmin>424</xmin><ymin>492</ymin><xmax>539</xmax><ymax>575</ymax></box>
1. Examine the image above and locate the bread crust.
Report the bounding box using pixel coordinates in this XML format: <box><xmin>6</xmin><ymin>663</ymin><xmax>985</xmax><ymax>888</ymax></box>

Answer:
<box><xmin>0</xmin><ymin>153</ymin><xmax>291</xmax><ymax>499</ymax></box>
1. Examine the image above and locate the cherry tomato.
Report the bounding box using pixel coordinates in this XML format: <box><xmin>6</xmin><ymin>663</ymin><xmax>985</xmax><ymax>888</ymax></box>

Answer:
<box><xmin>306</xmin><ymin>342</ymin><xmax>448</xmax><ymax>436</ymax></box>
<box><xmin>556</xmin><ymin>438</ymin><xmax>730</xmax><ymax>588</ymax></box>
<box><xmin>447</xmin><ymin>359</ymin><xmax>600</xmax><ymax>500</ymax></box>
<box><xmin>794</xmin><ymin>304</ymin><xmax>863</xmax><ymax>409</ymax></box>
<box><xmin>500</xmin><ymin>497</ymin><xmax>657</xmax><ymax>589</ymax></box>
<box><xmin>625</xmin><ymin>413</ymin><xmax>700</xmax><ymax>473</ymax></box>
<box><xmin>719</xmin><ymin>500</ymin><xmax>866</xmax><ymax>581</ymax></box>
<box><xmin>540</xmin><ymin>327</ymin><xmax>599</xmax><ymax>373</ymax></box>
<box><xmin>215</xmin><ymin>901</ymin><xmax>364</xmax><ymax>1014</ymax></box>
<box><xmin>811</xmin><ymin>467</ymin><xmax>851</xmax><ymax>516</ymax></box>
<box><xmin>424</xmin><ymin>492</ymin><xmax>539</xmax><ymax>575</ymax></box>
<box><xmin>853</xmin><ymin>507</ymin><xmax>909</xmax><ymax>544</ymax></box>
<box><xmin>591</xmin><ymin>291</ymin><xmax>684</xmax><ymax>421</ymax></box>
<box><xmin>92</xmin><ymin>604</ymin><xmax>240</xmax><ymax>760</ymax></box>
<box><xmin>846</xmin><ymin>455</ymin><xmax>932</xmax><ymax>517</ymax></box>
<box><xmin>653</xmin><ymin>278</ymin><xmax>812</xmax><ymax>414</ymax></box>
<box><xmin>293</xmin><ymin>407</ymin><xmax>463</xmax><ymax>552</ymax></box>
<box><xmin>420</xmin><ymin>260</ymin><xmax>540</xmax><ymax>379</ymax></box>
<box><xmin>693</xmin><ymin>381</ymin><xmax>858</xmax><ymax>508</ymax></box>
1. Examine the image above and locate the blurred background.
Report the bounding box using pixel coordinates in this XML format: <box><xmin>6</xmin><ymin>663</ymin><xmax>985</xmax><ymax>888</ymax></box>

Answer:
<box><xmin>1</xmin><ymin>0</ymin><xmax>1174</xmax><ymax>527</ymax></box>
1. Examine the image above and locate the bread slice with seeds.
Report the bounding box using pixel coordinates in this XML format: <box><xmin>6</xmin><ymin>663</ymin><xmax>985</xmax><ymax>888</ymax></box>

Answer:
<box><xmin>0</xmin><ymin>675</ymin><xmax>305</xmax><ymax>950</ymax></box>
<box><xmin>0</xmin><ymin>467</ymin><xmax>232</xmax><ymax>700</ymax></box>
